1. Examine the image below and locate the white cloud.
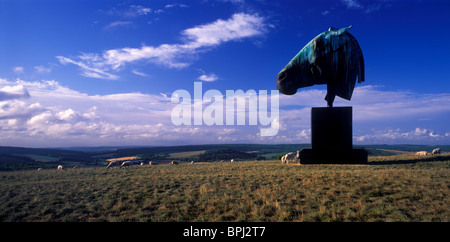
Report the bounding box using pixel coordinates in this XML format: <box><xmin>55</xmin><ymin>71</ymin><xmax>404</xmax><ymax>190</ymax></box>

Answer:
<box><xmin>354</xmin><ymin>127</ymin><xmax>445</xmax><ymax>144</ymax></box>
<box><xmin>13</xmin><ymin>66</ymin><xmax>24</xmax><ymax>74</ymax></box>
<box><xmin>342</xmin><ymin>0</ymin><xmax>363</xmax><ymax>9</ymax></box>
<box><xmin>129</xmin><ymin>5</ymin><xmax>151</xmax><ymax>15</ymax></box>
<box><xmin>102</xmin><ymin>43</ymin><xmax>191</xmax><ymax>70</ymax></box>
<box><xmin>165</xmin><ymin>3</ymin><xmax>188</xmax><ymax>8</ymax></box>
<box><xmin>341</xmin><ymin>0</ymin><xmax>384</xmax><ymax>14</ymax></box>
<box><xmin>56</xmin><ymin>56</ymin><xmax>119</xmax><ymax>80</ymax></box>
<box><xmin>0</xmin><ymin>100</ymin><xmax>42</xmax><ymax>121</ymax></box>
<box><xmin>56</xmin><ymin>108</ymin><xmax>80</xmax><ymax>122</ymax></box>
<box><xmin>34</xmin><ymin>65</ymin><xmax>52</xmax><ymax>74</ymax></box>
<box><xmin>131</xmin><ymin>69</ymin><xmax>149</xmax><ymax>77</ymax></box>
<box><xmin>182</xmin><ymin>13</ymin><xmax>267</xmax><ymax>46</ymax></box>
<box><xmin>103</xmin><ymin>21</ymin><xmax>134</xmax><ymax>30</ymax></box>
<box><xmin>0</xmin><ymin>84</ymin><xmax>30</xmax><ymax>101</ymax></box>
<box><xmin>198</xmin><ymin>73</ymin><xmax>218</xmax><ymax>82</ymax></box>
<box><xmin>28</xmin><ymin>111</ymin><xmax>53</xmax><ymax>125</ymax></box>
<box><xmin>104</xmin><ymin>4</ymin><xmax>152</xmax><ymax>18</ymax></box>
<box><xmin>57</xmin><ymin>12</ymin><xmax>267</xmax><ymax>79</ymax></box>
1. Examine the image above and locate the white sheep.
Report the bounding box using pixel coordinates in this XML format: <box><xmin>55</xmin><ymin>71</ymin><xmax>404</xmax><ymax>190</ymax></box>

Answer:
<box><xmin>281</xmin><ymin>155</ymin><xmax>286</xmax><ymax>164</ymax></box>
<box><xmin>281</xmin><ymin>151</ymin><xmax>300</xmax><ymax>164</ymax></box>
<box><xmin>170</xmin><ymin>161</ymin><xmax>179</xmax><ymax>165</ymax></box>
<box><xmin>57</xmin><ymin>165</ymin><xmax>64</xmax><ymax>170</ymax></box>
<box><xmin>415</xmin><ymin>151</ymin><xmax>428</xmax><ymax>156</ymax></box>
<box><xmin>106</xmin><ymin>160</ymin><xmax>121</xmax><ymax>168</ymax></box>
<box><xmin>432</xmin><ymin>148</ymin><xmax>441</xmax><ymax>155</ymax></box>
<box><xmin>120</xmin><ymin>160</ymin><xmax>142</xmax><ymax>167</ymax></box>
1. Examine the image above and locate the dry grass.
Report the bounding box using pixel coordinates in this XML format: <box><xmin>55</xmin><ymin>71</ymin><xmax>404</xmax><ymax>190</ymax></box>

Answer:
<box><xmin>0</xmin><ymin>153</ymin><xmax>448</xmax><ymax>222</ymax></box>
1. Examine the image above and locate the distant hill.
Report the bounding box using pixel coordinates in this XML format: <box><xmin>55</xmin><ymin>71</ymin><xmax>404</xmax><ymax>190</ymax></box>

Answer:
<box><xmin>0</xmin><ymin>146</ymin><xmax>102</xmax><ymax>171</ymax></box>
<box><xmin>355</xmin><ymin>144</ymin><xmax>450</xmax><ymax>155</ymax></box>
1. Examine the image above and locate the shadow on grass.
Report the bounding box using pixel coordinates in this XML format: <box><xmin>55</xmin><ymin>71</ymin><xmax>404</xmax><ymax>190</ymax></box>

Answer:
<box><xmin>369</xmin><ymin>154</ymin><xmax>450</xmax><ymax>165</ymax></box>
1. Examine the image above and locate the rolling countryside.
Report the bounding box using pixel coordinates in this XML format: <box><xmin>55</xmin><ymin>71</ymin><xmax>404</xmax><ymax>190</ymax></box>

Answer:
<box><xmin>0</xmin><ymin>144</ymin><xmax>448</xmax><ymax>222</ymax></box>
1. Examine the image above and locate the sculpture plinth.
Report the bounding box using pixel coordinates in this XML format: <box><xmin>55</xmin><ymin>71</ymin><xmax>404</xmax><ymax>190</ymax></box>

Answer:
<box><xmin>299</xmin><ymin>107</ymin><xmax>367</xmax><ymax>164</ymax></box>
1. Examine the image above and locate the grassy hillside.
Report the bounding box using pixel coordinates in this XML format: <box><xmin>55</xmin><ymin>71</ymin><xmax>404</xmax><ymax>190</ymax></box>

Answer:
<box><xmin>1</xmin><ymin>144</ymin><xmax>449</xmax><ymax>171</ymax></box>
<box><xmin>0</xmin><ymin>153</ymin><xmax>448</xmax><ymax>222</ymax></box>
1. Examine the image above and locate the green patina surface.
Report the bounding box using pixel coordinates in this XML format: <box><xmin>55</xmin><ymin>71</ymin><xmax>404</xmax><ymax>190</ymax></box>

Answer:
<box><xmin>278</xmin><ymin>26</ymin><xmax>364</xmax><ymax>106</ymax></box>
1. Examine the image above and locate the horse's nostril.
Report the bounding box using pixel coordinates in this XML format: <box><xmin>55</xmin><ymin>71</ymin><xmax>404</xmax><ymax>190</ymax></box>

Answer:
<box><xmin>278</xmin><ymin>72</ymin><xmax>287</xmax><ymax>81</ymax></box>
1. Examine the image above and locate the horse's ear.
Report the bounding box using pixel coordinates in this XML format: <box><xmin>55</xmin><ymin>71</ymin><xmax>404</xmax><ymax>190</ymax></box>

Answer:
<box><xmin>335</xmin><ymin>25</ymin><xmax>352</xmax><ymax>35</ymax></box>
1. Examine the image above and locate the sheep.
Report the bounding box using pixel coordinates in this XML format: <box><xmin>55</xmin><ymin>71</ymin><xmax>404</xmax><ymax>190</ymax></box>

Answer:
<box><xmin>120</xmin><ymin>160</ymin><xmax>142</xmax><ymax>167</ymax></box>
<box><xmin>432</xmin><ymin>148</ymin><xmax>441</xmax><ymax>155</ymax></box>
<box><xmin>57</xmin><ymin>165</ymin><xmax>64</xmax><ymax>170</ymax></box>
<box><xmin>190</xmin><ymin>161</ymin><xmax>195</xmax><ymax>164</ymax></box>
<box><xmin>280</xmin><ymin>151</ymin><xmax>300</xmax><ymax>164</ymax></box>
<box><xmin>416</xmin><ymin>151</ymin><xmax>428</xmax><ymax>156</ymax></box>
<box><xmin>106</xmin><ymin>160</ymin><xmax>121</xmax><ymax>168</ymax></box>
<box><xmin>231</xmin><ymin>159</ymin><xmax>234</xmax><ymax>162</ymax></box>
<box><xmin>149</xmin><ymin>161</ymin><xmax>158</xmax><ymax>166</ymax></box>
<box><xmin>281</xmin><ymin>152</ymin><xmax>298</xmax><ymax>164</ymax></box>
<box><xmin>285</xmin><ymin>152</ymin><xmax>296</xmax><ymax>163</ymax></box>
<box><xmin>37</xmin><ymin>168</ymin><xmax>43</xmax><ymax>171</ymax></box>
<box><xmin>170</xmin><ymin>161</ymin><xmax>179</xmax><ymax>165</ymax></box>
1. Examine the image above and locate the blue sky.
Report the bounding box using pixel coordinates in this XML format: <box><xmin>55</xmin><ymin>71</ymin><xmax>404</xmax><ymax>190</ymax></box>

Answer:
<box><xmin>0</xmin><ymin>0</ymin><xmax>449</xmax><ymax>147</ymax></box>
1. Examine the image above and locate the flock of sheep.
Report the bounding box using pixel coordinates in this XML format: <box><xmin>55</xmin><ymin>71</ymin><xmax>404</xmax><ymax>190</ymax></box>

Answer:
<box><xmin>105</xmin><ymin>159</ymin><xmax>198</xmax><ymax>168</ymax></box>
<box><xmin>416</xmin><ymin>148</ymin><xmax>441</xmax><ymax>156</ymax></box>
<box><xmin>105</xmin><ymin>158</ymin><xmax>237</xmax><ymax>168</ymax></box>
<box><xmin>38</xmin><ymin>148</ymin><xmax>443</xmax><ymax>170</ymax></box>
<box><xmin>278</xmin><ymin>148</ymin><xmax>443</xmax><ymax>164</ymax></box>
<box><xmin>37</xmin><ymin>158</ymin><xmax>235</xmax><ymax>170</ymax></box>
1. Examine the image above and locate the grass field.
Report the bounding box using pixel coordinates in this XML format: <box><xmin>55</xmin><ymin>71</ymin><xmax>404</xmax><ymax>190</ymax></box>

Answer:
<box><xmin>19</xmin><ymin>154</ymin><xmax>60</xmax><ymax>162</ymax></box>
<box><xmin>0</xmin><ymin>153</ymin><xmax>448</xmax><ymax>222</ymax></box>
<box><xmin>169</xmin><ymin>150</ymin><xmax>206</xmax><ymax>159</ymax></box>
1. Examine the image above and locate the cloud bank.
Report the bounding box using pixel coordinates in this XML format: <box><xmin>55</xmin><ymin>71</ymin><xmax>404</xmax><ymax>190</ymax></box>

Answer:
<box><xmin>1</xmin><ymin>77</ymin><xmax>449</xmax><ymax>147</ymax></box>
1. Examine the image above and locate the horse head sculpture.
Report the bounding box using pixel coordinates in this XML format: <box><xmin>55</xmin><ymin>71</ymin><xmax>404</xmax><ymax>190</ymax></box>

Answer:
<box><xmin>277</xmin><ymin>26</ymin><xmax>364</xmax><ymax>107</ymax></box>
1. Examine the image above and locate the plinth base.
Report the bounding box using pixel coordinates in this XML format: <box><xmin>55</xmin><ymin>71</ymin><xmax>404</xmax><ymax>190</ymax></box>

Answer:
<box><xmin>299</xmin><ymin>148</ymin><xmax>368</xmax><ymax>164</ymax></box>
